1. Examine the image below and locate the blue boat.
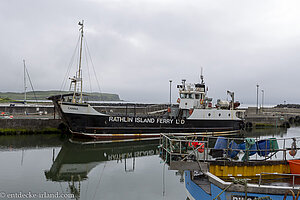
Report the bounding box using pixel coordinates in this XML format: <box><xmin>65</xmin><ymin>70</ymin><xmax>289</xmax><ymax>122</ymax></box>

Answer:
<box><xmin>185</xmin><ymin>170</ymin><xmax>299</xmax><ymax>200</ymax></box>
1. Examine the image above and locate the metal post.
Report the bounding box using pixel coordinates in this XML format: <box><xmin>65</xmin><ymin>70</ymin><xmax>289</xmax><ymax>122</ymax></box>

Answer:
<box><xmin>283</xmin><ymin>138</ymin><xmax>286</xmax><ymax>160</ymax></box>
<box><xmin>293</xmin><ymin>175</ymin><xmax>295</xmax><ymax>188</ymax></box>
<box><xmin>256</xmin><ymin>84</ymin><xmax>259</xmax><ymax>114</ymax></box>
<box><xmin>179</xmin><ymin>140</ymin><xmax>182</xmax><ymax>155</ymax></box>
<box><xmin>169</xmin><ymin>80</ymin><xmax>172</xmax><ymax>106</ymax></box>
<box><xmin>261</xmin><ymin>89</ymin><xmax>264</xmax><ymax>111</ymax></box>
<box><xmin>134</xmin><ymin>104</ymin><xmax>136</xmax><ymax>118</ymax></box>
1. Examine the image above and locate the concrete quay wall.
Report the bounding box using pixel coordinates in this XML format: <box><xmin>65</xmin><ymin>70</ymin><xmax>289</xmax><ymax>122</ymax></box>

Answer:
<box><xmin>244</xmin><ymin>107</ymin><xmax>300</xmax><ymax>127</ymax></box>
<box><xmin>0</xmin><ymin>118</ymin><xmax>64</xmax><ymax>134</ymax></box>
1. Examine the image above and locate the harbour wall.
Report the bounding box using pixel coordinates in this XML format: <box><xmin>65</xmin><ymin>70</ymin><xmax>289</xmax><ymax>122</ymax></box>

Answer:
<box><xmin>244</xmin><ymin>107</ymin><xmax>300</xmax><ymax>128</ymax></box>
<box><xmin>0</xmin><ymin>118</ymin><xmax>64</xmax><ymax>134</ymax></box>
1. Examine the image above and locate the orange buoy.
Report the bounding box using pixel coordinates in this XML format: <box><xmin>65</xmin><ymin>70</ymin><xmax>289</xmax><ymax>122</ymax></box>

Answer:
<box><xmin>200</xmin><ymin>99</ymin><xmax>204</xmax><ymax>104</ymax></box>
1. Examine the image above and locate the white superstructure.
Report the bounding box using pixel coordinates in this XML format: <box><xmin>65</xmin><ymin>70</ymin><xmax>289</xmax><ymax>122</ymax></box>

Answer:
<box><xmin>174</xmin><ymin>74</ymin><xmax>243</xmax><ymax>120</ymax></box>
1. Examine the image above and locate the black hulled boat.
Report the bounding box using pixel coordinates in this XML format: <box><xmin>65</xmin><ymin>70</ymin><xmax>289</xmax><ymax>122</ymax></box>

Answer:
<box><xmin>49</xmin><ymin>21</ymin><xmax>244</xmax><ymax>139</ymax></box>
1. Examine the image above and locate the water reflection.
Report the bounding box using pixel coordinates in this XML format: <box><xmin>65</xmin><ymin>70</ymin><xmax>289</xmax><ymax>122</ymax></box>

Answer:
<box><xmin>0</xmin><ymin>127</ymin><xmax>296</xmax><ymax>200</ymax></box>
<box><xmin>45</xmin><ymin>139</ymin><xmax>160</xmax><ymax>199</ymax></box>
<box><xmin>45</xmin><ymin>139</ymin><xmax>159</xmax><ymax>182</ymax></box>
<box><xmin>241</xmin><ymin>127</ymin><xmax>288</xmax><ymax>138</ymax></box>
<box><xmin>0</xmin><ymin>135</ymin><xmax>186</xmax><ymax>200</ymax></box>
<box><xmin>0</xmin><ymin>134</ymin><xmax>63</xmax><ymax>150</ymax></box>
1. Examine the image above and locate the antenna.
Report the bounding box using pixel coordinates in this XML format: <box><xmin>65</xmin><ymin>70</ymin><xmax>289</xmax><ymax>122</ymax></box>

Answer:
<box><xmin>182</xmin><ymin>79</ymin><xmax>186</xmax><ymax>90</ymax></box>
<box><xmin>200</xmin><ymin>67</ymin><xmax>204</xmax><ymax>84</ymax></box>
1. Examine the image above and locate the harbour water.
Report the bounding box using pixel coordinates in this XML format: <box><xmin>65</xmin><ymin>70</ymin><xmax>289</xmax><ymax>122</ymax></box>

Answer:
<box><xmin>0</xmin><ymin>127</ymin><xmax>299</xmax><ymax>200</ymax></box>
<box><xmin>0</xmin><ymin>135</ymin><xmax>186</xmax><ymax>200</ymax></box>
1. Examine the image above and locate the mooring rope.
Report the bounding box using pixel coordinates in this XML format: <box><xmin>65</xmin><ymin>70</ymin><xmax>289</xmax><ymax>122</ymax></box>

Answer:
<box><xmin>212</xmin><ymin>178</ymin><xmax>249</xmax><ymax>200</ymax></box>
<box><xmin>283</xmin><ymin>189</ymin><xmax>295</xmax><ymax>200</ymax></box>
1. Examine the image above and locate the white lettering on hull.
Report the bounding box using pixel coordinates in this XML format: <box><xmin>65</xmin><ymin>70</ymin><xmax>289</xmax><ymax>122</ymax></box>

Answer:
<box><xmin>175</xmin><ymin>119</ymin><xmax>185</xmax><ymax>124</ymax></box>
<box><xmin>108</xmin><ymin>116</ymin><xmax>134</xmax><ymax>123</ymax></box>
<box><xmin>108</xmin><ymin>117</ymin><xmax>185</xmax><ymax>125</ymax></box>
<box><xmin>135</xmin><ymin>117</ymin><xmax>155</xmax><ymax>123</ymax></box>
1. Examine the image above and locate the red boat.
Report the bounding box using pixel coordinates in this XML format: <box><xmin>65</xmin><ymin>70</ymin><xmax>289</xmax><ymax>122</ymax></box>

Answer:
<box><xmin>288</xmin><ymin>160</ymin><xmax>300</xmax><ymax>174</ymax></box>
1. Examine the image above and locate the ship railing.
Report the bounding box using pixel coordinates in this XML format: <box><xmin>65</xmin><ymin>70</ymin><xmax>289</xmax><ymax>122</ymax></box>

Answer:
<box><xmin>159</xmin><ymin>133</ymin><xmax>210</xmax><ymax>163</ymax></box>
<box><xmin>258</xmin><ymin>172</ymin><xmax>300</xmax><ymax>188</ymax></box>
<box><xmin>159</xmin><ymin>133</ymin><xmax>300</xmax><ymax>163</ymax></box>
<box><xmin>94</xmin><ymin>103</ymin><xmax>170</xmax><ymax>116</ymax></box>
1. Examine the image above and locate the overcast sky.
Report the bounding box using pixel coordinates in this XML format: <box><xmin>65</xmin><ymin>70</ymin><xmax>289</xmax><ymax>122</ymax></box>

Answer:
<box><xmin>1</xmin><ymin>0</ymin><xmax>300</xmax><ymax>105</ymax></box>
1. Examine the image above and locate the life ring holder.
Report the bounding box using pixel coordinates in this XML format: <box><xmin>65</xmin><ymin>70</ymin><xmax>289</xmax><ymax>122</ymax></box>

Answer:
<box><xmin>177</xmin><ymin>98</ymin><xmax>181</xmax><ymax>103</ymax></box>
<box><xmin>289</xmin><ymin>138</ymin><xmax>297</xmax><ymax>157</ymax></box>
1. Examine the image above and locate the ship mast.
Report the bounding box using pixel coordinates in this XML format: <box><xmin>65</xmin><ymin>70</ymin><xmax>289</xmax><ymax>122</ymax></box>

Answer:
<box><xmin>23</xmin><ymin>59</ymin><xmax>27</xmax><ymax>104</ymax></box>
<box><xmin>78</xmin><ymin>20</ymin><xmax>84</xmax><ymax>103</ymax></box>
<box><xmin>71</xmin><ymin>20</ymin><xmax>84</xmax><ymax>103</ymax></box>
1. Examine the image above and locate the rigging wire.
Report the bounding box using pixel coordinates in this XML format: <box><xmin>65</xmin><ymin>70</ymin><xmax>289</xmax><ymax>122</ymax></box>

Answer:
<box><xmin>73</xmin><ymin>41</ymin><xmax>80</xmax><ymax>93</ymax></box>
<box><xmin>59</xmin><ymin>182</ymin><xmax>67</xmax><ymax>200</ymax></box>
<box><xmin>84</xmin><ymin>38</ymin><xmax>103</xmax><ymax>101</ymax></box>
<box><xmin>25</xmin><ymin>66</ymin><xmax>38</xmax><ymax>103</ymax></box>
<box><xmin>60</xmin><ymin>34</ymin><xmax>81</xmax><ymax>93</ymax></box>
<box><xmin>83</xmin><ymin>41</ymin><xmax>93</xmax><ymax>93</ymax></box>
<box><xmin>84</xmin><ymin>177</ymin><xmax>90</xmax><ymax>200</ymax></box>
<box><xmin>92</xmin><ymin>162</ymin><xmax>107</xmax><ymax>200</ymax></box>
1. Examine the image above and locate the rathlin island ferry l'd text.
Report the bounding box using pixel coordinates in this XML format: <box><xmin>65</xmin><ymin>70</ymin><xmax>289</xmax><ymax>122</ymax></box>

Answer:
<box><xmin>49</xmin><ymin>21</ymin><xmax>244</xmax><ymax>139</ymax></box>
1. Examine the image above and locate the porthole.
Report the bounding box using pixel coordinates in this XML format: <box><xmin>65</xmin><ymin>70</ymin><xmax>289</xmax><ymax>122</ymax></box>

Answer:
<box><xmin>219</xmin><ymin>113</ymin><xmax>221</xmax><ymax>117</ymax></box>
<box><xmin>228</xmin><ymin>114</ymin><xmax>231</xmax><ymax>117</ymax></box>
<box><xmin>208</xmin><ymin>113</ymin><xmax>211</xmax><ymax>117</ymax></box>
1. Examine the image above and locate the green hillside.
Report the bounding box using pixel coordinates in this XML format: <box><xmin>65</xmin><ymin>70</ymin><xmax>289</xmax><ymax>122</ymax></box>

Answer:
<box><xmin>0</xmin><ymin>91</ymin><xmax>121</xmax><ymax>101</ymax></box>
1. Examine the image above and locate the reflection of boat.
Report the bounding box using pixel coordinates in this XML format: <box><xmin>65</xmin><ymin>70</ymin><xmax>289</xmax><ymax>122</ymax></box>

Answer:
<box><xmin>45</xmin><ymin>139</ymin><xmax>159</xmax><ymax>200</ymax></box>
<box><xmin>48</xmin><ymin>22</ymin><xmax>244</xmax><ymax>139</ymax></box>
<box><xmin>45</xmin><ymin>139</ymin><xmax>159</xmax><ymax>182</ymax></box>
